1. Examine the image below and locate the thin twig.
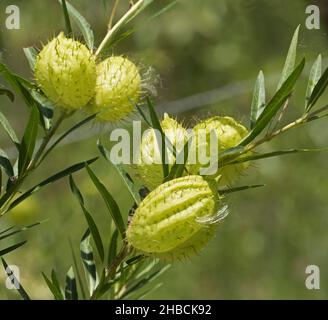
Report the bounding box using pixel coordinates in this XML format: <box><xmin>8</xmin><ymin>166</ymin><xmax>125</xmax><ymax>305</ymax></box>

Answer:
<box><xmin>108</xmin><ymin>0</ymin><xmax>121</xmax><ymax>31</ymax></box>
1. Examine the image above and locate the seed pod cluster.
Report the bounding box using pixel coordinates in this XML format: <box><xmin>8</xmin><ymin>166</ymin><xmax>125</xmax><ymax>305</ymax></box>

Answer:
<box><xmin>126</xmin><ymin>175</ymin><xmax>223</xmax><ymax>260</ymax></box>
<box><xmin>35</xmin><ymin>34</ymin><xmax>141</xmax><ymax>121</ymax></box>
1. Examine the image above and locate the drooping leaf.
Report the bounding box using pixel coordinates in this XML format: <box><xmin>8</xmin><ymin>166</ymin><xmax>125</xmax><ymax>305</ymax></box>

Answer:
<box><xmin>98</xmin><ymin>141</ymin><xmax>140</xmax><ymax>204</ymax></box>
<box><xmin>80</xmin><ymin>229</ymin><xmax>99</xmax><ymax>297</ymax></box>
<box><xmin>305</xmin><ymin>54</ymin><xmax>322</xmax><ymax>110</ymax></box>
<box><xmin>107</xmin><ymin>229</ymin><xmax>119</xmax><ymax>267</ymax></box>
<box><xmin>40</xmin><ymin>114</ymin><xmax>96</xmax><ymax>164</ymax></box>
<box><xmin>220</xmin><ymin>184</ymin><xmax>266</xmax><ymax>195</ymax></box>
<box><xmin>2</xmin><ymin>258</ymin><xmax>30</xmax><ymax>300</ymax></box>
<box><xmin>277</xmin><ymin>25</ymin><xmax>300</xmax><ymax>90</ymax></box>
<box><xmin>240</xmin><ymin>58</ymin><xmax>305</xmax><ymax>146</ymax></box>
<box><xmin>306</xmin><ymin>65</ymin><xmax>328</xmax><ymax>112</ymax></box>
<box><xmin>65</xmin><ymin>267</ymin><xmax>78</xmax><ymax>300</ymax></box>
<box><xmin>0</xmin><ymin>109</ymin><xmax>20</xmax><ymax>148</ymax></box>
<box><xmin>23</xmin><ymin>47</ymin><xmax>37</xmax><ymax>70</ymax></box>
<box><xmin>0</xmin><ymin>240</ymin><xmax>27</xmax><ymax>257</ymax></box>
<box><xmin>250</xmin><ymin>70</ymin><xmax>266</xmax><ymax>128</ymax></box>
<box><xmin>18</xmin><ymin>105</ymin><xmax>39</xmax><ymax>176</ymax></box>
<box><xmin>69</xmin><ymin>176</ymin><xmax>105</xmax><ymax>262</ymax></box>
<box><xmin>224</xmin><ymin>147</ymin><xmax>328</xmax><ymax>166</ymax></box>
<box><xmin>85</xmin><ymin>166</ymin><xmax>126</xmax><ymax>238</ymax></box>
<box><xmin>0</xmin><ymin>149</ymin><xmax>14</xmax><ymax>178</ymax></box>
<box><xmin>0</xmin><ymin>84</ymin><xmax>14</xmax><ymax>102</ymax></box>
<box><xmin>59</xmin><ymin>0</ymin><xmax>94</xmax><ymax>50</ymax></box>
<box><xmin>68</xmin><ymin>238</ymin><xmax>87</xmax><ymax>300</ymax></box>
<box><xmin>7</xmin><ymin>157</ymin><xmax>98</xmax><ymax>211</ymax></box>
<box><xmin>42</xmin><ymin>272</ymin><xmax>64</xmax><ymax>300</ymax></box>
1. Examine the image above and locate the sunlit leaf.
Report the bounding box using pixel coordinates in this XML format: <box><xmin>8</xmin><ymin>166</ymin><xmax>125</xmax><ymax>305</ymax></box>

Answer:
<box><xmin>250</xmin><ymin>70</ymin><xmax>266</xmax><ymax>128</ymax></box>
<box><xmin>305</xmin><ymin>54</ymin><xmax>322</xmax><ymax>110</ymax></box>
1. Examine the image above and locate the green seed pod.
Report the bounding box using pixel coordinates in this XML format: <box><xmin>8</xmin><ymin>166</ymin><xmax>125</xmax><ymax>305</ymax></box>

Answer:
<box><xmin>129</xmin><ymin>114</ymin><xmax>188</xmax><ymax>190</ymax></box>
<box><xmin>188</xmin><ymin>116</ymin><xmax>250</xmax><ymax>185</ymax></box>
<box><xmin>87</xmin><ymin>56</ymin><xmax>141</xmax><ymax>122</ymax></box>
<box><xmin>35</xmin><ymin>32</ymin><xmax>96</xmax><ymax>110</ymax></box>
<box><xmin>126</xmin><ymin>175</ymin><xmax>227</xmax><ymax>261</ymax></box>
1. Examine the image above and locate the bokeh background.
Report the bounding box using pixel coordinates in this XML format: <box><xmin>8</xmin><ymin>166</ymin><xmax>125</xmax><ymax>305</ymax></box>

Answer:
<box><xmin>0</xmin><ymin>0</ymin><xmax>328</xmax><ymax>299</ymax></box>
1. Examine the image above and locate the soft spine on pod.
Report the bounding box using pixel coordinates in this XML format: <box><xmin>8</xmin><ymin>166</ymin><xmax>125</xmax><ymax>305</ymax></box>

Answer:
<box><xmin>126</xmin><ymin>175</ymin><xmax>223</xmax><ymax>261</ymax></box>
<box><xmin>34</xmin><ymin>32</ymin><xmax>96</xmax><ymax>110</ymax></box>
<box><xmin>87</xmin><ymin>56</ymin><xmax>142</xmax><ymax>122</ymax></box>
<box><xmin>188</xmin><ymin>116</ymin><xmax>250</xmax><ymax>185</ymax></box>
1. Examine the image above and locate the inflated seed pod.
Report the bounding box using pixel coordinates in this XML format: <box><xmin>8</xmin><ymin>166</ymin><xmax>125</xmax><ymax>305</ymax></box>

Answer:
<box><xmin>35</xmin><ymin>32</ymin><xmax>96</xmax><ymax>110</ymax></box>
<box><xmin>188</xmin><ymin>116</ymin><xmax>250</xmax><ymax>185</ymax></box>
<box><xmin>129</xmin><ymin>113</ymin><xmax>188</xmax><ymax>190</ymax></box>
<box><xmin>87</xmin><ymin>56</ymin><xmax>141</xmax><ymax>122</ymax></box>
<box><xmin>126</xmin><ymin>175</ymin><xmax>227</xmax><ymax>260</ymax></box>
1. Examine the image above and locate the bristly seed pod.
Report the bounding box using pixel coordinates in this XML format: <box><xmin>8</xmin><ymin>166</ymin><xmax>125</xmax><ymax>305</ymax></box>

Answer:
<box><xmin>126</xmin><ymin>175</ymin><xmax>227</xmax><ymax>261</ymax></box>
<box><xmin>35</xmin><ymin>32</ymin><xmax>96</xmax><ymax>110</ymax></box>
<box><xmin>87</xmin><ymin>56</ymin><xmax>142</xmax><ymax>122</ymax></box>
<box><xmin>188</xmin><ymin>116</ymin><xmax>250</xmax><ymax>185</ymax></box>
<box><xmin>128</xmin><ymin>113</ymin><xmax>188</xmax><ymax>190</ymax></box>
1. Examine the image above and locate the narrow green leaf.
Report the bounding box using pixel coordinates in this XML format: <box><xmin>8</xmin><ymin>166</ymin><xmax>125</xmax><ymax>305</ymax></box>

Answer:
<box><xmin>220</xmin><ymin>184</ymin><xmax>266</xmax><ymax>195</ymax></box>
<box><xmin>60</xmin><ymin>0</ymin><xmax>73</xmax><ymax>35</ymax></box>
<box><xmin>65</xmin><ymin>267</ymin><xmax>78</xmax><ymax>300</ymax></box>
<box><xmin>70</xmin><ymin>176</ymin><xmax>105</xmax><ymax>262</ymax></box>
<box><xmin>68</xmin><ymin>239</ymin><xmax>87</xmax><ymax>300</ymax></box>
<box><xmin>2</xmin><ymin>258</ymin><xmax>30</xmax><ymax>300</ymax></box>
<box><xmin>0</xmin><ymin>149</ymin><xmax>14</xmax><ymax>177</ymax></box>
<box><xmin>98</xmin><ymin>141</ymin><xmax>140</xmax><ymax>204</ymax></box>
<box><xmin>0</xmin><ymin>221</ymin><xmax>42</xmax><ymax>241</ymax></box>
<box><xmin>23</xmin><ymin>47</ymin><xmax>37</xmax><ymax>70</ymax></box>
<box><xmin>107</xmin><ymin>230</ymin><xmax>119</xmax><ymax>267</ymax></box>
<box><xmin>7</xmin><ymin>157</ymin><xmax>98</xmax><ymax>211</ymax></box>
<box><xmin>80</xmin><ymin>229</ymin><xmax>99</xmax><ymax>296</ymax></box>
<box><xmin>40</xmin><ymin>114</ymin><xmax>96</xmax><ymax>164</ymax></box>
<box><xmin>59</xmin><ymin>0</ymin><xmax>94</xmax><ymax>50</ymax></box>
<box><xmin>146</xmin><ymin>97</ymin><xmax>169</xmax><ymax>178</ymax></box>
<box><xmin>240</xmin><ymin>58</ymin><xmax>305</xmax><ymax>146</ymax></box>
<box><xmin>305</xmin><ymin>54</ymin><xmax>322</xmax><ymax>109</ymax></box>
<box><xmin>306</xmin><ymin>65</ymin><xmax>328</xmax><ymax>112</ymax></box>
<box><xmin>86</xmin><ymin>166</ymin><xmax>126</xmax><ymax>238</ymax></box>
<box><xmin>250</xmin><ymin>71</ymin><xmax>266</xmax><ymax>129</ymax></box>
<box><xmin>0</xmin><ymin>109</ymin><xmax>20</xmax><ymax>148</ymax></box>
<box><xmin>277</xmin><ymin>25</ymin><xmax>300</xmax><ymax>90</ymax></box>
<box><xmin>18</xmin><ymin>105</ymin><xmax>39</xmax><ymax>176</ymax></box>
<box><xmin>0</xmin><ymin>240</ymin><xmax>27</xmax><ymax>256</ymax></box>
<box><xmin>42</xmin><ymin>272</ymin><xmax>64</xmax><ymax>300</ymax></box>
<box><xmin>0</xmin><ymin>84</ymin><xmax>14</xmax><ymax>102</ymax></box>
<box><xmin>224</xmin><ymin>147</ymin><xmax>328</xmax><ymax>166</ymax></box>
<box><xmin>30</xmin><ymin>90</ymin><xmax>54</xmax><ymax>131</ymax></box>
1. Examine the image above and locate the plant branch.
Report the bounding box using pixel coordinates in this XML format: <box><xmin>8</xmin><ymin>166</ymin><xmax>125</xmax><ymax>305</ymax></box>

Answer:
<box><xmin>108</xmin><ymin>0</ymin><xmax>121</xmax><ymax>31</ymax></box>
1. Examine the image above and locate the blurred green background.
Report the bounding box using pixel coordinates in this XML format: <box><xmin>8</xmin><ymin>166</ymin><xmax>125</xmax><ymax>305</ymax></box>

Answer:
<box><xmin>1</xmin><ymin>0</ymin><xmax>328</xmax><ymax>299</ymax></box>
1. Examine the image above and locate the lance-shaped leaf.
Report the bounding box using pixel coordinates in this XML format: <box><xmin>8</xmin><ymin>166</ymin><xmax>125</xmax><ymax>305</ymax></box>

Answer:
<box><xmin>59</xmin><ymin>0</ymin><xmax>94</xmax><ymax>50</ymax></box>
<box><xmin>107</xmin><ymin>229</ymin><xmax>119</xmax><ymax>267</ymax></box>
<box><xmin>240</xmin><ymin>58</ymin><xmax>305</xmax><ymax>146</ymax></box>
<box><xmin>86</xmin><ymin>166</ymin><xmax>126</xmax><ymax>238</ymax></box>
<box><xmin>0</xmin><ymin>109</ymin><xmax>20</xmax><ymax>148</ymax></box>
<box><xmin>0</xmin><ymin>149</ymin><xmax>14</xmax><ymax>178</ymax></box>
<box><xmin>69</xmin><ymin>176</ymin><xmax>105</xmax><ymax>262</ymax></box>
<box><xmin>59</xmin><ymin>0</ymin><xmax>73</xmax><ymax>35</ymax></box>
<box><xmin>0</xmin><ymin>240</ymin><xmax>27</xmax><ymax>257</ymax></box>
<box><xmin>80</xmin><ymin>229</ymin><xmax>99</xmax><ymax>296</ymax></box>
<box><xmin>98</xmin><ymin>141</ymin><xmax>140</xmax><ymax>204</ymax></box>
<box><xmin>2</xmin><ymin>258</ymin><xmax>30</xmax><ymax>300</ymax></box>
<box><xmin>18</xmin><ymin>105</ymin><xmax>39</xmax><ymax>176</ymax></box>
<box><xmin>65</xmin><ymin>267</ymin><xmax>78</xmax><ymax>300</ymax></box>
<box><xmin>23</xmin><ymin>47</ymin><xmax>37</xmax><ymax>70</ymax></box>
<box><xmin>6</xmin><ymin>157</ymin><xmax>98</xmax><ymax>210</ymax></box>
<box><xmin>250</xmin><ymin>71</ymin><xmax>266</xmax><ymax>129</ymax></box>
<box><xmin>0</xmin><ymin>221</ymin><xmax>43</xmax><ymax>241</ymax></box>
<box><xmin>306</xmin><ymin>65</ymin><xmax>328</xmax><ymax>112</ymax></box>
<box><xmin>277</xmin><ymin>25</ymin><xmax>300</xmax><ymax>90</ymax></box>
<box><xmin>42</xmin><ymin>271</ymin><xmax>64</xmax><ymax>300</ymax></box>
<box><xmin>219</xmin><ymin>184</ymin><xmax>266</xmax><ymax>195</ymax></box>
<box><xmin>305</xmin><ymin>54</ymin><xmax>322</xmax><ymax>110</ymax></box>
<box><xmin>0</xmin><ymin>84</ymin><xmax>14</xmax><ymax>102</ymax></box>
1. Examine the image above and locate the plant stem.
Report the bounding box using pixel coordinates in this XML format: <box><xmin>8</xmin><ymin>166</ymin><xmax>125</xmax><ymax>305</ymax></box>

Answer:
<box><xmin>96</xmin><ymin>0</ymin><xmax>148</xmax><ymax>56</ymax></box>
<box><xmin>108</xmin><ymin>0</ymin><xmax>121</xmax><ymax>31</ymax></box>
